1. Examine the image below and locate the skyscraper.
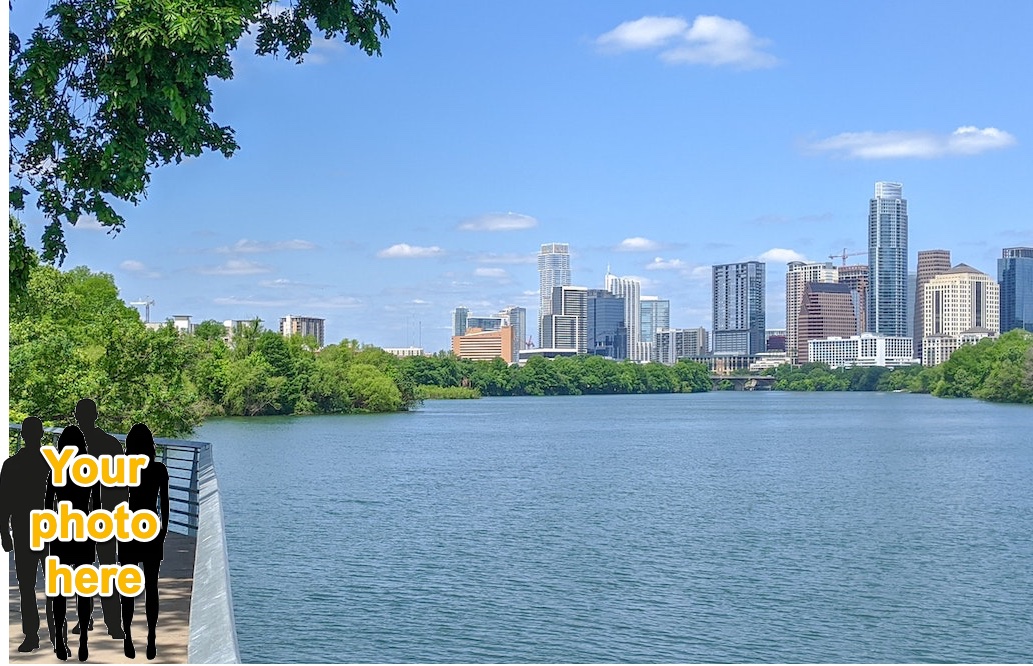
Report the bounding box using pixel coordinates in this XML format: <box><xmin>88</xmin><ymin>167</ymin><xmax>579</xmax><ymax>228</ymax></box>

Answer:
<box><xmin>867</xmin><ymin>181</ymin><xmax>909</xmax><ymax>337</ymax></box>
<box><xmin>712</xmin><ymin>261</ymin><xmax>766</xmax><ymax>356</ymax></box>
<box><xmin>998</xmin><ymin>247</ymin><xmax>1033</xmax><ymax>333</ymax></box>
<box><xmin>541</xmin><ymin>285</ymin><xmax>588</xmax><ymax>352</ymax></box>
<box><xmin>922</xmin><ymin>264</ymin><xmax>1000</xmax><ymax>365</ymax></box>
<box><xmin>796</xmin><ymin>283</ymin><xmax>857</xmax><ymax>363</ymax></box>
<box><xmin>538</xmin><ymin>243</ymin><xmax>571</xmax><ymax>346</ymax></box>
<box><xmin>605</xmin><ymin>272</ymin><xmax>647</xmax><ymax>361</ymax></box>
<box><xmin>913</xmin><ymin>249</ymin><xmax>952</xmax><ymax>359</ymax></box>
<box><xmin>587</xmin><ymin>289</ymin><xmax>627</xmax><ymax>359</ymax></box>
<box><xmin>640</xmin><ymin>296</ymin><xmax>671</xmax><ymax>348</ymax></box>
<box><xmin>785</xmin><ymin>261</ymin><xmax>838</xmax><ymax>364</ymax></box>
<box><xmin>452</xmin><ymin>306</ymin><xmax>469</xmax><ymax>337</ymax></box>
<box><xmin>279</xmin><ymin>315</ymin><xmax>326</xmax><ymax>348</ymax></box>
<box><xmin>837</xmin><ymin>264</ymin><xmax>869</xmax><ymax>334</ymax></box>
<box><xmin>499</xmin><ymin>306</ymin><xmax>528</xmax><ymax>352</ymax></box>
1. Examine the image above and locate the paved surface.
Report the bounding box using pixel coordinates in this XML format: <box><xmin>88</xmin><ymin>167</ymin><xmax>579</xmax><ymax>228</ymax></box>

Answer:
<box><xmin>8</xmin><ymin>532</ymin><xmax>195</xmax><ymax>664</ymax></box>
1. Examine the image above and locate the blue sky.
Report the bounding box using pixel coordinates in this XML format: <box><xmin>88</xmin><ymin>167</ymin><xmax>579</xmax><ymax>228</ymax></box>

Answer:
<box><xmin>11</xmin><ymin>1</ymin><xmax>1033</xmax><ymax>353</ymax></box>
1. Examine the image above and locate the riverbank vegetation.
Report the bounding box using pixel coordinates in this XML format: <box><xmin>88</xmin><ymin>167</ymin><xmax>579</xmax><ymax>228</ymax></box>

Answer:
<box><xmin>767</xmin><ymin>329</ymin><xmax>1033</xmax><ymax>404</ymax></box>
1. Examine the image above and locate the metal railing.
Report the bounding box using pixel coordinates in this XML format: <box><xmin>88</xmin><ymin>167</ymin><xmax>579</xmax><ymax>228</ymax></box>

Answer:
<box><xmin>8</xmin><ymin>424</ymin><xmax>208</xmax><ymax>537</ymax></box>
<box><xmin>7</xmin><ymin>424</ymin><xmax>240</xmax><ymax>663</ymax></box>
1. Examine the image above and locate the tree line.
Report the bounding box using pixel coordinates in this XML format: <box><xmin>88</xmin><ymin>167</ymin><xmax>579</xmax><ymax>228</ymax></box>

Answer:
<box><xmin>766</xmin><ymin>329</ymin><xmax>1033</xmax><ymax>404</ymax></box>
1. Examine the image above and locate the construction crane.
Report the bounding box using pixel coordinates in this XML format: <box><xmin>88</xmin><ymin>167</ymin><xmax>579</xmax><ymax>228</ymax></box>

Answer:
<box><xmin>828</xmin><ymin>248</ymin><xmax>868</xmax><ymax>266</ymax></box>
<box><xmin>526</xmin><ymin>336</ymin><xmax>535</xmax><ymax>349</ymax></box>
<box><xmin>130</xmin><ymin>298</ymin><xmax>155</xmax><ymax>323</ymax></box>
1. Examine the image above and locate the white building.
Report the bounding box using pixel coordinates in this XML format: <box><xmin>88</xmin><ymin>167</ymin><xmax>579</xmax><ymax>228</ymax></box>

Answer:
<box><xmin>808</xmin><ymin>334</ymin><xmax>917</xmax><ymax>369</ymax></box>
<box><xmin>382</xmin><ymin>347</ymin><xmax>426</xmax><ymax>358</ymax></box>
<box><xmin>921</xmin><ymin>264</ymin><xmax>1000</xmax><ymax>366</ymax></box>
<box><xmin>605</xmin><ymin>272</ymin><xmax>648</xmax><ymax>361</ymax></box>
<box><xmin>654</xmin><ymin>328</ymin><xmax>708</xmax><ymax>365</ymax></box>
<box><xmin>538</xmin><ymin>243</ymin><xmax>571</xmax><ymax>345</ymax></box>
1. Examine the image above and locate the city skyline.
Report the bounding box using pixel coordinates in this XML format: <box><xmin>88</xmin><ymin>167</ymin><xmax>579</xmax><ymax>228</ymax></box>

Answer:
<box><xmin>9</xmin><ymin>2</ymin><xmax>1032</xmax><ymax>353</ymax></box>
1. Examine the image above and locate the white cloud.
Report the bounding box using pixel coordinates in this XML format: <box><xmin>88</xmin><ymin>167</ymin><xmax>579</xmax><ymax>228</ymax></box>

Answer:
<box><xmin>120</xmin><ymin>259</ymin><xmax>161</xmax><ymax>279</ymax></box>
<box><xmin>597</xmin><ymin>15</ymin><xmax>778</xmax><ymax>69</ymax></box>
<box><xmin>808</xmin><ymin>126</ymin><xmax>1017</xmax><ymax>159</ymax></box>
<box><xmin>213</xmin><ymin>296</ymin><xmax>289</xmax><ymax>307</ymax></box>
<box><xmin>216</xmin><ymin>239</ymin><xmax>317</xmax><ymax>253</ymax></box>
<box><xmin>71</xmin><ymin>215</ymin><xmax>105</xmax><ymax>232</ymax></box>
<box><xmin>474</xmin><ymin>267</ymin><xmax>509</xmax><ymax>279</ymax></box>
<box><xmin>377</xmin><ymin>243</ymin><xmax>444</xmax><ymax>259</ymax></box>
<box><xmin>617</xmin><ymin>237</ymin><xmax>662</xmax><ymax>252</ymax></box>
<box><xmin>303</xmin><ymin>296</ymin><xmax>362</xmax><ymax>309</ymax></box>
<box><xmin>458</xmin><ymin>212</ymin><xmax>538</xmax><ymax>232</ymax></box>
<box><xmin>596</xmin><ymin>16</ymin><xmax>689</xmax><ymax>51</ymax></box>
<box><xmin>199</xmin><ymin>260</ymin><xmax>272</xmax><ymax>275</ymax></box>
<box><xmin>758</xmin><ymin>248</ymin><xmax>807</xmax><ymax>263</ymax></box>
<box><xmin>645</xmin><ymin>257</ymin><xmax>686</xmax><ymax>270</ymax></box>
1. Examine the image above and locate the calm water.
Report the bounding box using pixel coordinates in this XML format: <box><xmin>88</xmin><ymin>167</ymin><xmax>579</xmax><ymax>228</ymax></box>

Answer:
<box><xmin>198</xmin><ymin>392</ymin><xmax>1033</xmax><ymax>663</ymax></box>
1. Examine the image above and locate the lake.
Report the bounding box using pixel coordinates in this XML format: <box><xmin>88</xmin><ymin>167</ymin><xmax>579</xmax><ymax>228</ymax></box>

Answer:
<box><xmin>197</xmin><ymin>392</ymin><xmax>1033</xmax><ymax>663</ymax></box>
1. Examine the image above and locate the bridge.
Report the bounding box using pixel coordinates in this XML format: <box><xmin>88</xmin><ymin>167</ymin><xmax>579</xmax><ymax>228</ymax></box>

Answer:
<box><xmin>711</xmin><ymin>375</ymin><xmax>776</xmax><ymax>391</ymax></box>
<box><xmin>7</xmin><ymin>425</ymin><xmax>239</xmax><ymax>663</ymax></box>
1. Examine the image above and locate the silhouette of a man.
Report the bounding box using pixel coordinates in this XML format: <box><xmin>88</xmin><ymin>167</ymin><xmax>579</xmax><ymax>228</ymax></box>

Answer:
<box><xmin>0</xmin><ymin>416</ymin><xmax>55</xmax><ymax>652</ymax></box>
<box><xmin>74</xmin><ymin>398</ymin><xmax>129</xmax><ymax>639</ymax></box>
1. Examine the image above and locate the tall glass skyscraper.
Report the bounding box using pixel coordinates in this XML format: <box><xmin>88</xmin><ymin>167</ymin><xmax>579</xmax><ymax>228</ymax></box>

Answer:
<box><xmin>712</xmin><ymin>261</ymin><xmax>766</xmax><ymax>356</ymax></box>
<box><xmin>605</xmin><ymin>272</ymin><xmax>647</xmax><ymax>361</ymax></box>
<box><xmin>587</xmin><ymin>289</ymin><xmax>627</xmax><ymax>359</ymax></box>
<box><xmin>867</xmin><ymin>182</ymin><xmax>909</xmax><ymax>337</ymax></box>
<box><xmin>538</xmin><ymin>243</ymin><xmax>571</xmax><ymax>346</ymax></box>
<box><xmin>998</xmin><ymin>247</ymin><xmax>1033</xmax><ymax>333</ymax></box>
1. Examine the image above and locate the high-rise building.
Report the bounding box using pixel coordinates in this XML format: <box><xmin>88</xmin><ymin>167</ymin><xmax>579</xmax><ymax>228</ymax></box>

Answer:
<box><xmin>655</xmin><ymin>328</ymin><xmax>709</xmax><ymax>364</ymax></box>
<box><xmin>786</xmin><ymin>261</ymin><xmax>838</xmax><ymax>363</ymax></box>
<box><xmin>587</xmin><ymin>289</ymin><xmax>627</xmax><ymax>359</ymax></box>
<box><xmin>466</xmin><ymin>315</ymin><xmax>503</xmax><ymax>332</ymax></box>
<box><xmin>640</xmin><ymin>297</ymin><xmax>671</xmax><ymax>343</ymax></box>
<box><xmin>922</xmin><ymin>264</ymin><xmax>1000</xmax><ymax>366</ymax></box>
<box><xmin>712</xmin><ymin>261</ymin><xmax>766</xmax><ymax>356</ymax></box>
<box><xmin>499</xmin><ymin>306</ymin><xmax>528</xmax><ymax>352</ymax></box>
<box><xmin>913</xmin><ymin>250</ymin><xmax>952</xmax><ymax>359</ymax></box>
<box><xmin>452</xmin><ymin>306</ymin><xmax>469</xmax><ymax>337</ymax></box>
<box><xmin>837</xmin><ymin>264</ymin><xmax>869</xmax><ymax>334</ymax></box>
<box><xmin>867</xmin><ymin>181</ymin><xmax>909</xmax><ymax>337</ymax></box>
<box><xmin>998</xmin><ymin>247</ymin><xmax>1033</xmax><ymax>333</ymax></box>
<box><xmin>538</xmin><ymin>243</ymin><xmax>571</xmax><ymax>345</ymax></box>
<box><xmin>796</xmin><ymin>283</ymin><xmax>857</xmax><ymax>363</ymax></box>
<box><xmin>541</xmin><ymin>285</ymin><xmax>588</xmax><ymax>352</ymax></box>
<box><xmin>279</xmin><ymin>315</ymin><xmax>325</xmax><ymax>348</ymax></box>
<box><xmin>605</xmin><ymin>272</ymin><xmax>648</xmax><ymax>361</ymax></box>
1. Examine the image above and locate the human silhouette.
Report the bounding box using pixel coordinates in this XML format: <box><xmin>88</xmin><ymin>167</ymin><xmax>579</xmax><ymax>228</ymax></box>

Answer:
<box><xmin>74</xmin><ymin>398</ymin><xmax>128</xmax><ymax>639</ymax></box>
<box><xmin>0</xmin><ymin>416</ymin><xmax>56</xmax><ymax>653</ymax></box>
<box><xmin>119</xmin><ymin>423</ymin><xmax>170</xmax><ymax>661</ymax></box>
<box><xmin>46</xmin><ymin>426</ymin><xmax>100</xmax><ymax>662</ymax></box>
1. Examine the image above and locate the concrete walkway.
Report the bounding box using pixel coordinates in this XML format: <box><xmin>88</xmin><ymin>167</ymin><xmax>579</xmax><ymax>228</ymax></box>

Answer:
<box><xmin>8</xmin><ymin>532</ymin><xmax>195</xmax><ymax>664</ymax></box>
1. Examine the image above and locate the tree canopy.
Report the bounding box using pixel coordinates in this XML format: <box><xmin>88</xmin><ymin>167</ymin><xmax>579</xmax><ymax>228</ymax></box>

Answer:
<box><xmin>9</xmin><ymin>0</ymin><xmax>396</xmax><ymax>264</ymax></box>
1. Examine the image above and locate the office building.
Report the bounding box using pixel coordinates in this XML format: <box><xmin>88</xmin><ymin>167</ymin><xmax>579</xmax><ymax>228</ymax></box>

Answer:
<box><xmin>765</xmin><ymin>329</ymin><xmax>787</xmax><ymax>352</ymax></box>
<box><xmin>452</xmin><ymin>306</ymin><xmax>469</xmax><ymax>337</ymax></box>
<box><xmin>786</xmin><ymin>261</ymin><xmax>838</xmax><ymax>363</ymax></box>
<box><xmin>605</xmin><ymin>272</ymin><xmax>648</xmax><ymax>361</ymax></box>
<box><xmin>279</xmin><ymin>315</ymin><xmax>325</xmax><ymax>348</ymax></box>
<box><xmin>587</xmin><ymin>289</ymin><xmax>627</xmax><ymax>359</ymax></box>
<box><xmin>796</xmin><ymin>283</ymin><xmax>857</xmax><ymax>363</ymax></box>
<box><xmin>913</xmin><ymin>250</ymin><xmax>952</xmax><ymax>360</ymax></box>
<box><xmin>922</xmin><ymin>264</ymin><xmax>1000</xmax><ymax>366</ymax></box>
<box><xmin>541</xmin><ymin>285</ymin><xmax>588</xmax><ymax>353</ymax></box>
<box><xmin>466</xmin><ymin>315</ymin><xmax>503</xmax><ymax>332</ymax></box>
<box><xmin>640</xmin><ymin>297</ymin><xmax>671</xmax><ymax>344</ymax></box>
<box><xmin>538</xmin><ymin>243</ymin><xmax>571</xmax><ymax>345</ymax></box>
<box><xmin>712</xmin><ymin>261</ymin><xmax>766</xmax><ymax>356</ymax></box>
<box><xmin>655</xmin><ymin>328</ymin><xmax>708</xmax><ymax>365</ymax></box>
<box><xmin>998</xmin><ymin>247</ymin><xmax>1033</xmax><ymax>333</ymax></box>
<box><xmin>499</xmin><ymin>306</ymin><xmax>528</xmax><ymax>352</ymax></box>
<box><xmin>452</xmin><ymin>327</ymin><xmax>514</xmax><ymax>363</ymax></box>
<box><xmin>808</xmin><ymin>334</ymin><xmax>916</xmax><ymax>369</ymax></box>
<box><xmin>867</xmin><ymin>182</ymin><xmax>909</xmax><ymax>337</ymax></box>
<box><xmin>837</xmin><ymin>264</ymin><xmax>869</xmax><ymax>333</ymax></box>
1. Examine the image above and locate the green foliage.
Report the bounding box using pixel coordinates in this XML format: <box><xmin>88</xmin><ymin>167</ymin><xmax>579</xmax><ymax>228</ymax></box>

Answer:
<box><xmin>934</xmin><ymin>330</ymin><xmax>1033</xmax><ymax>403</ymax></box>
<box><xmin>9</xmin><ymin>215</ymin><xmax>38</xmax><ymax>297</ymax></box>
<box><xmin>414</xmin><ymin>386</ymin><xmax>481</xmax><ymax>400</ymax></box>
<box><xmin>9</xmin><ymin>0</ymin><xmax>396</xmax><ymax>264</ymax></box>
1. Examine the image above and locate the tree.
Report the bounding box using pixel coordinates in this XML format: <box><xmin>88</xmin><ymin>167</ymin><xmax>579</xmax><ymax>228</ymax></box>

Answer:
<box><xmin>9</xmin><ymin>0</ymin><xmax>397</xmax><ymax>264</ymax></box>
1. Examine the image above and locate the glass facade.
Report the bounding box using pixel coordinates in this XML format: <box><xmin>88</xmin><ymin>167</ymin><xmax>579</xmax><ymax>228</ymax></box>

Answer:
<box><xmin>998</xmin><ymin>248</ymin><xmax>1033</xmax><ymax>333</ymax></box>
<box><xmin>587</xmin><ymin>289</ymin><xmax>627</xmax><ymax>359</ymax></box>
<box><xmin>867</xmin><ymin>182</ymin><xmax>909</xmax><ymax>337</ymax></box>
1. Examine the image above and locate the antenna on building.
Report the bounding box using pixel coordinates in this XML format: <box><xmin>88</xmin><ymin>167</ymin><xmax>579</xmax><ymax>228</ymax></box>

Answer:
<box><xmin>130</xmin><ymin>297</ymin><xmax>155</xmax><ymax>323</ymax></box>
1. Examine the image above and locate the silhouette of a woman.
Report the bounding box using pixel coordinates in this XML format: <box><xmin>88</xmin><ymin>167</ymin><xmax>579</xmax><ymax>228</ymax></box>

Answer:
<box><xmin>46</xmin><ymin>426</ymin><xmax>97</xmax><ymax>662</ymax></box>
<box><xmin>119</xmin><ymin>423</ymin><xmax>170</xmax><ymax>660</ymax></box>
